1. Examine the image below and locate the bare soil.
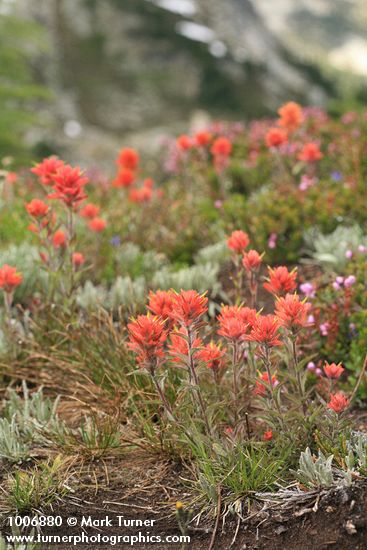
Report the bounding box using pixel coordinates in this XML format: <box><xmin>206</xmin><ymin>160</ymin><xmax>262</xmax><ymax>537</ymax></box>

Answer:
<box><xmin>2</xmin><ymin>455</ymin><xmax>366</xmax><ymax>549</ymax></box>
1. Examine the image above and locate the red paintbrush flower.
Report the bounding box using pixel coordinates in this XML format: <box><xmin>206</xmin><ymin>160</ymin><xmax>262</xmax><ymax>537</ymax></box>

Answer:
<box><xmin>323</xmin><ymin>362</ymin><xmax>344</xmax><ymax>379</ymax></box>
<box><xmin>26</xmin><ymin>199</ymin><xmax>49</xmax><ymax>218</ymax></box>
<box><xmin>88</xmin><ymin>217</ymin><xmax>106</xmax><ymax>232</ymax></box>
<box><xmin>242</xmin><ymin>250</ymin><xmax>262</xmax><ymax>272</ymax></box>
<box><xmin>227</xmin><ymin>230</ymin><xmax>250</xmax><ymax>254</ymax></box>
<box><xmin>298</xmin><ymin>142</ymin><xmax>323</xmax><ymax>162</ymax></box>
<box><xmin>0</xmin><ymin>265</ymin><xmax>22</xmax><ymax>292</ymax></box>
<box><xmin>278</xmin><ymin>102</ymin><xmax>304</xmax><ymax>131</ymax></box>
<box><xmin>275</xmin><ymin>294</ymin><xmax>311</xmax><ymax>330</ymax></box>
<box><xmin>128</xmin><ymin>187</ymin><xmax>152</xmax><ymax>203</ymax></box>
<box><xmin>148</xmin><ymin>290</ymin><xmax>175</xmax><ymax>321</ymax></box>
<box><xmin>168</xmin><ymin>326</ymin><xmax>202</xmax><ymax>363</ymax></box>
<box><xmin>170</xmin><ymin>290</ymin><xmax>208</xmax><ymax>327</ymax></box>
<box><xmin>52</xmin><ymin>229</ymin><xmax>66</xmax><ymax>248</ymax></box>
<box><xmin>196</xmin><ymin>341</ymin><xmax>226</xmax><ymax>372</ymax></box>
<box><xmin>327</xmin><ymin>392</ymin><xmax>349</xmax><ymax>413</ymax></box>
<box><xmin>195</xmin><ymin>131</ymin><xmax>212</xmax><ymax>147</ymax></box>
<box><xmin>265</xmin><ymin>127</ymin><xmax>288</xmax><ymax>148</ymax></box>
<box><xmin>246</xmin><ymin>315</ymin><xmax>282</xmax><ymax>348</ymax></box>
<box><xmin>112</xmin><ymin>168</ymin><xmax>135</xmax><ymax>188</ymax></box>
<box><xmin>117</xmin><ymin>148</ymin><xmax>139</xmax><ymax>170</ymax></box>
<box><xmin>211</xmin><ymin>136</ymin><xmax>232</xmax><ymax>157</ymax></box>
<box><xmin>254</xmin><ymin>372</ymin><xmax>279</xmax><ymax>396</ymax></box>
<box><xmin>72</xmin><ymin>252</ymin><xmax>85</xmax><ymax>267</ymax></box>
<box><xmin>177</xmin><ymin>135</ymin><xmax>193</xmax><ymax>150</ymax></box>
<box><xmin>80</xmin><ymin>203</ymin><xmax>100</xmax><ymax>219</ymax></box>
<box><xmin>31</xmin><ymin>157</ymin><xmax>65</xmax><ymax>186</ymax></box>
<box><xmin>127</xmin><ymin>314</ymin><xmax>167</xmax><ymax>367</ymax></box>
<box><xmin>49</xmin><ymin>164</ymin><xmax>88</xmax><ymax>207</ymax></box>
<box><xmin>263</xmin><ymin>266</ymin><xmax>297</xmax><ymax>296</ymax></box>
<box><xmin>263</xmin><ymin>430</ymin><xmax>273</xmax><ymax>441</ymax></box>
<box><xmin>217</xmin><ymin>305</ymin><xmax>256</xmax><ymax>341</ymax></box>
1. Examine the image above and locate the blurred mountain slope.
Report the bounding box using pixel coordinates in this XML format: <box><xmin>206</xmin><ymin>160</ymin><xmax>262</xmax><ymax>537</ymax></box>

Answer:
<box><xmin>17</xmin><ymin>0</ymin><xmax>366</xmax><ymax>162</ymax></box>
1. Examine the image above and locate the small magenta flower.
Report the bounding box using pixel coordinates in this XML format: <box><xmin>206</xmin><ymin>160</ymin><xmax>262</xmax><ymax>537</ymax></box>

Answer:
<box><xmin>345</xmin><ymin>250</ymin><xmax>353</xmax><ymax>260</ymax></box>
<box><xmin>268</xmin><ymin>232</ymin><xmax>277</xmax><ymax>249</ymax></box>
<box><xmin>307</xmin><ymin>361</ymin><xmax>316</xmax><ymax>371</ymax></box>
<box><xmin>344</xmin><ymin>275</ymin><xmax>356</xmax><ymax>288</ymax></box>
<box><xmin>307</xmin><ymin>314</ymin><xmax>315</xmax><ymax>325</ymax></box>
<box><xmin>299</xmin><ymin>282</ymin><xmax>315</xmax><ymax>298</ymax></box>
<box><xmin>320</xmin><ymin>323</ymin><xmax>329</xmax><ymax>336</ymax></box>
<box><xmin>358</xmin><ymin>244</ymin><xmax>367</xmax><ymax>253</ymax></box>
<box><xmin>332</xmin><ymin>281</ymin><xmax>341</xmax><ymax>291</ymax></box>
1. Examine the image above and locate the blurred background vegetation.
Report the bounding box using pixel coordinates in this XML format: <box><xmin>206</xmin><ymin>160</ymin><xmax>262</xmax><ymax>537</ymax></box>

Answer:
<box><xmin>1</xmin><ymin>0</ymin><xmax>367</xmax><ymax>166</ymax></box>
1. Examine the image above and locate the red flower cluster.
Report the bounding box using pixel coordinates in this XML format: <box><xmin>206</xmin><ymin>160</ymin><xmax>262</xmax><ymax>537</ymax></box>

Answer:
<box><xmin>113</xmin><ymin>147</ymin><xmax>157</xmax><ymax>205</ymax></box>
<box><xmin>246</xmin><ymin>314</ymin><xmax>282</xmax><ymax>348</ymax></box>
<box><xmin>128</xmin><ymin>290</ymin><xmax>208</xmax><ymax>370</ymax></box>
<box><xmin>263</xmin><ymin>430</ymin><xmax>273</xmax><ymax>441</ymax></box>
<box><xmin>275</xmin><ymin>294</ymin><xmax>311</xmax><ymax>331</ymax></box>
<box><xmin>177</xmin><ymin>135</ymin><xmax>193</xmax><ymax>150</ymax></box>
<box><xmin>217</xmin><ymin>305</ymin><xmax>256</xmax><ymax>341</ymax></box>
<box><xmin>327</xmin><ymin>392</ymin><xmax>349</xmax><ymax>413</ymax></box>
<box><xmin>48</xmin><ymin>164</ymin><xmax>88</xmax><ymax>207</ymax></box>
<box><xmin>170</xmin><ymin>290</ymin><xmax>208</xmax><ymax>327</ymax></box>
<box><xmin>211</xmin><ymin>137</ymin><xmax>232</xmax><ymax>157</ymax></box>
<box><xmin>52</xmin><ymin>229</ymin><xmax>66</xmax><ymax>248</ymax></box>
<box><xmin>0</xmin><ymin>265</ymin><xmax>22</xmax><ymax>293</ymax></box>
<box><xmin>254</xmin><ymin>372</ymin><xmax>279</xmax><ymax>395</ymax></box>
<box><xmin>195</xmin><ymin>131</ymin><xmax>212</xmax><ymax>147</ymax></box>
<box><xmin>263</xmin><ymin>266</ymin><xmax>297</xmax><ymax>296</ymax></box>
<box><xmin>168</xmin><ymin>327</ymin><xmax>202</xmax><ymax>363</ymax></box>
<box><xmin>148</xmin><ymin>290</ymin><xmax>175</xmax><ymax>321</ymax></box>
<box><xmin>114</xmin><ymin>148</ymin><xmax>139</xmax><ymax>188</ymax></box>
<box><xmin>88</xmin><ymin>217</ymin><xmax>107</xmax><ymax>232</ymax></box>
<box><xmin>117</xmin><ymin>148</ymin><xmax>139</xmax><ymax>170</ymax></box>
<box><xmin>278</xmin><ymin>102</ymin><xmax>304</xmax><ymax>132</ymax></box>
<box><xmin>211</xmin><ymin>136</ymin><xmax>232</xmax><ymax>172</ymax></box>
<box><xmin>80</xmin><ymin>203</ymin><xmax>100</xmax><ymax>219</ymax></box>
<box><xmin>72</xmin><ymin>252</ymin><xmax>85</xmax><ymax>267</ymax></box>
<box><xmin>28</xmin><ymin>157</ymin><xmax>106</xmax><ymax>274</ymax></box>
<box><xmin>265</xmin><ymin>127</ymin><xmax>288</xmax><ymax>148</ymax></box>
<box><xmin>31</xmin><ymin>157</ymin><xmax>65</xmax><ymax>185</ymax></box>
<box><xmin>298</xmin><ymin>142</ymin><xmax>323</xmax><ymax>162</ymax></box>
<box><xmin>129</xmin><ymin>179</ymin><xmax>153</xmax><ymax>203</ymax></box>
<box><xmin>196</xmin><ymin>342</ymin><xmax>226</xmax><ymax>372</ymax></box>
<box><xmin>323</xmin><ymin>362</ymin><xmax>344</xmax><ymax>379</ymax></box>
<box><xmin>26</xmin><ymin>199</ymin><xmax>49</xmax><ymax>218</ymax></box>
<box><xmin>227</xmin><ymin>230</ymin><xmax>250</xmax><ymax>254</ymax></box>
<box><xmin>127</xmin><ymin>314</ymin><xmax>167</xmax><ymax>367</ymax></box>
<box><xmin>242</xmin><ymin>250</ymin><xmax>262</xmax><ymax>272</ymax></box>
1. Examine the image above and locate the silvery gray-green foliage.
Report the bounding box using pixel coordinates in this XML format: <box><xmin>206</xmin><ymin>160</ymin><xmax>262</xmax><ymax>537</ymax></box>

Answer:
<box><xmin>76</xmin><ymin>281</ymin><xmax>107</xmax><ymax>311</ymax></box>
<box><xmin>4</xmin><ymin>382</ymin><xmax>65</xmax><ymax>443</ymax></box>
<box><xmin>297</xmin><ymin>447</ymin><xmax>352</xmax><ymax>488</ymax></box>
<box><xmin>304</xmin><ymin>225</ymin><xmax>367</xmax><ymax>269</ymax></box>
<box><xmin>0</xmin><ymin>417</ymin><xmax>29</xmax><ymax>462</ymax></box>
<box><xmin>195</xmin><ymin>241</ymin><xmax>229</xmax><ymax>265</ymax></box>
<box><xmin>77</xmin><ymin>242</ymin><xmax>229</xmax><ymax>313</ymax></box>
<box><xmin>107</xmin><ymin>276</ymin><xmax>147</xmax><ymax>309</ymax></box>
<box><xmin>344</xmin><ymin>431</ymin><xmax>367</xmax><ymax>473</ymax></box>
<box><xmin>114</xmin><ymin>243</ymin><xmax>167</xmax><ymax>277</ymax></box>
<box><xmin>152</xmin><ymin>263</ymin><xmax>220</xmax><ymax>293</ymax></box>
<box><xmin>0</xmin><ymin>244</ymin><xmax>47</xmax><ymax>301</ymax></box>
